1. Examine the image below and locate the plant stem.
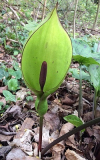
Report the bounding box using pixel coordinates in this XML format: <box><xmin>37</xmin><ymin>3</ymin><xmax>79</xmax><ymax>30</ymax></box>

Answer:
<box><xmin>93</xmin><ymin>89</ymin><xmax>97</xmax><ymax>118</ymax></box>
<box><xmin>78</xmin><ymin>65</ymin><xmax>83</xmax><ymax>117</ymax></box>
<box><xmin>38</xmin><ymin>116</ymin><xmax>43</xmax><ymax>159</ymax></box>
<box><xmin>41</xmin><ymin>117</ymin><xmax>100</xmax><ymax>156</ymax></box>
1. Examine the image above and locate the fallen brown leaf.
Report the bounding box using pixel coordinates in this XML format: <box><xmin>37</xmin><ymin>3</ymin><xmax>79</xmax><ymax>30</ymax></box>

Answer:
<box><xmin>44</xmin><ymin>112</ymin><xmax>60</xmax><ymax>132</ymax></box>
<box><xmin>61</xmin><ymin>96</ymin><xmax>75</xmax><ymax>105</ymax></box>
<box><xmin>10</xmin><ymin>129</ymin><xmax>34</xmax><ymax>155</ymax></box>
<box><xmin>0</xmin><ymin>86</ymin><xmax>7</xmax><ymax>93</ymax></box>
<box><xmin>50</xmin><ymin>122</ymin><xmax>75</xmax><ymax>160</ymax></box>
<box><xmin>15</xmin><ymin>118</ymin><xmax>34</xmax><ymax>139</ymax></box>
<box><xmin>6</xmin><ymin>147</ymin><xmax>41</xmax><ymax>160</ymax></box>
<box><xmin>65</xmin><ymin>149</ymin><xmax>86</xmax><ymax>160</ymax></box>
<box><xmin>83</xmin><ymin>111</ymin><xmax>93</xmax><ymax>122</ymax></box>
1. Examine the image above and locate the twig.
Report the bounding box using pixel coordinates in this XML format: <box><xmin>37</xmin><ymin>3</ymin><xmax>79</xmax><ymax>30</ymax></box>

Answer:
<box><xmin>73</xmin><ymin>0</ymin><xmax>78</xmax><ymax>39</ymax></box>
<box><xmin>0</xmin><ymin>130</ymin><xmax>16</xmax><ymax>136</ymax></box>
<box><xmin>42</xmin><ymin>0</ymin><xmax>47</xmax><ymax>20</ymax></box>
<box><xmin>36</xmin><ymin>2</ymin><xmax>41</xmax><ymax>22</ymax></box>
<box><xmin>13</xmin><ymin>7</ymin><xmax>28</xmax><ymax>23</ymax></box>
<box><xmin>6</xmin><ymin>38</ymin><xmax>19</xmax><ymax>43</ymax></box>
<box><xmin>36</xmin><ymin>0</ymin><xmax>50</xmax><ymax>11</ymax></box>
<box><xmin>3</xmin><ymin>0</ymin><xmax>25</xmax><ymax>26</ymax></box>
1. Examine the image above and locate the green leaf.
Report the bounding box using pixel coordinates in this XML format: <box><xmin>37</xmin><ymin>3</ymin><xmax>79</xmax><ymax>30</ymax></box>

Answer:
<box><xmin>14</xmin><ymin>50</ymin><xmax>19</xmax><ymax>56</ymax></box>
<box><xmin>0</xmin><ymin>102</ymin><xmax>4</xmax><ymax>107</ymax></box>
<box><xmin>22</xmin><ymin>5</ymin><xmax>72</xmax><ymax>97</ymax></box>
<box><xmin>3</xmin><ymin>90</ymin><xmax>16</xmax><ymax>102</ymax></box>
<box><xmin>8</xmin><ymin>68</ymin><xmax>22</xmax><ymax>79</ymax></box>
<box><xmin>69</xmin><ymin>68</ymin><xmax>90</xmax><ymax>81</ymax></box>
<box><xmin>7</xmin><ymin>79</ymin><xmax>19</xmax><ymax>91</ymax></box>
<box><xmin>24</xmin><ymin>21</ymin><xmax>38</xmax><ymax>31</ymax></box>
<box><xmin>89</xmin><ymin>64</ymin><xmax>100</xmax><ymax>91</ymax></box>
<box><xmin>15</xmin><ymin>70</ymin><xmax>22</xmax><ymax>79</ymax></box>
<box><xmin>72</xmin><ymin>38</ymin><xmax>92</xmax><ymax>57</ymax></box>
<box><xmin>72</xmin><ymin>38</ymin><xmax>100</xmax><ymax>66</ymax></box>
<box><xmin>0</xmin><ymin>68</ymin><xmax>9</xmax><ymax>80</ymax></box>
<box><xmin>64</xmin><ymin>115</ymin><xmax>85</xmax><ymax>133</ymax></box>
<box><xmin>26</xmin><ymin>96</ymin><xmax>33</xmax><ymax>101</ymax></box>
<box><xmin>22</xmin><ymin>5</ymin><xmax>72</xmax><ymax>116</ymax></box>
<box><xmin>12</xmin><ymin>61</ymin><xmax>20</xmax><ymax>70</ymax></box>
<box><xmin>73</xmin><ymin>55</ymin><xmax>99</xmax><ymax>66</ymax></box>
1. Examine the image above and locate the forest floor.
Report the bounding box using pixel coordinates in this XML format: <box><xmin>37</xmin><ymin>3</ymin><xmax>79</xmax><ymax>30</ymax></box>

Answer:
<box><xmin>0</xmin><ymin>30</ymin><xmax>100</xmax><ymax>160</ymax></box>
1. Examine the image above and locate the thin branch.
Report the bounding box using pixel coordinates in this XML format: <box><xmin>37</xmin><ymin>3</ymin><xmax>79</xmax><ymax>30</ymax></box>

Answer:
<box><xmin>73</xmin><ymin>0</ymin><xmax>78</xmax><ymax>39</ymax></box>
<box><xmin>42</xmin><ymin>0</ymin><xmax>47</xmax><ymax>20</ymax></box>
<box><xmin>36</xmin><ymin>0</ymin><xmax>50</xmax><ymax>11</ymax></box>
<box><xmin>3</xmin><ymin>0</ymin><xmax>25</xmax><ymax>26</ymax></box>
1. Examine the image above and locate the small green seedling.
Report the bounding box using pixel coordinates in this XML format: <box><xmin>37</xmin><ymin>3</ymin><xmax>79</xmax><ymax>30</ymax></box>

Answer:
<box><xmin>89</xmin><ymin>64</ymin><xmax>100</xmax><ymax>118</ymax></box>
<box><xmin>21</xmin><ymin>3</ymin><xmax>72</xmax><ymax>158</ymax></box>
<box><xmin>64</xmin><ymin>114</ymin><xmax>85</xmax><ymax>133</ymax></box>
<box><xmin>7</xmin><ymin>79</ymin><xmax>19</xmax><ymax>91</ymax></box>
<box><xmin>26</xmin><ymin>96</ymin><xmax>33</xmax><ymax>101</ymax></box>
<box><xmin>3</xmin><ymin>90</ymin><xmax>16</xmax><ymax>102</ymax></box>
<box><xmin>72</xmin><ymin>38</ymin><xmax>100</xmax><ymax>117</ymax></box>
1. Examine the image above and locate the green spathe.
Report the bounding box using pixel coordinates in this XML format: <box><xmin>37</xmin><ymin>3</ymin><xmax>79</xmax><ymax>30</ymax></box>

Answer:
<box><xmin>22</xmin><ymin>5</ymin><xmax>72</xmax><ymax>116</ymax></box>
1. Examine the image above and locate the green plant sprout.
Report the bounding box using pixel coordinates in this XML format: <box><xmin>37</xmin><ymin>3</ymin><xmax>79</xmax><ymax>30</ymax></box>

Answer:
<box><xmin>21</xmin><ymin>3</ymin><xmax>72</xmax><ymax>158</ymax></box>
<box><xmin>71</xmin><ymin>38</ymin><xmax>100</xmax><ymax>117</ymax></box>
<box><xmin>89</xmin><ymin>64</ymin><xmax>100</xmax><ymax>118</ymax></box>
<box><xmin>64</xmin><ymin>114</ymin><xmax>85</xmax><ymax>133</ymax></box>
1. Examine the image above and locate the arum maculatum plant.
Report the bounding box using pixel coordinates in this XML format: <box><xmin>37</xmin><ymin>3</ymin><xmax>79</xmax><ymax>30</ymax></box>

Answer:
<box><xmin>22</xmin><ymin>3</ymin><xmax>72</xmax><ymax>158</ymax></box>
<box><xmin>21</xmin><ymin>4</ymin><xmax>100</xmax><ymax>158</ymax></box>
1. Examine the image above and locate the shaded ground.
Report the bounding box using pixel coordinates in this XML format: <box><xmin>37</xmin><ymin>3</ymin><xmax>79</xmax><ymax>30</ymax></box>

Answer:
<box><xmin>0</xmin><ymin>39</ymin><xmax>100</xmax><ymax>160</ymax></box>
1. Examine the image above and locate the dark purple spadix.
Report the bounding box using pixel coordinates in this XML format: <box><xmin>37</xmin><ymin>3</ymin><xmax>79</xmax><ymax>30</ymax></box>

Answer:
<box><xmin>39</xmin><ymin>61</ymin><xmax>47</xmax><ymax>91</ymax></box>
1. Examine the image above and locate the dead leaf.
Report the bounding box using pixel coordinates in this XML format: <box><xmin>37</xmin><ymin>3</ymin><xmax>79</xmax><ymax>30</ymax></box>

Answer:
<box><xmin>0</xmin><ymin>134</ymin><xmax>13</xmax><ymax>142</ymax></box>
<box><xmin>61</xmin><ymin>96</ymin><xmax>75</xmax><ymax>105</ymax></box>
<box><xmin>94</xmin><ymin>142</ymin><xmax>100</xmax><ymax>160</ymax></box>
<box><xmin>0</xmin><ymin>86</ymin><xmax>7</xmax><ymax>93</ymax></box>
<box><xmin>92</xmin><ymin>125</ymin><xmax>100</xmax><ymax>141</ymax></box>
<box><xmin>23</xmin><ymin>157</ymin><xmax>41</xmax><ymax>160</ymax></box>
<box><xmin>16</xmin><ymin>88</ymin><xmax>29</xmax><ymax>101</ymax></box>
<box><xmin>50</xmin><ymin>123</ymin><xmax>75</xmax><ymax>160</ymax></box>
<box><xmin>44</xmin><ymin>112</ymin><xmax>60</xmax><ymax>131</ymax></box>
<box><xmin>51</xmin><ymin>143</ymin><xmax>65</xmax><ymax>160</ymax></box>
<box><xmin>54</xmin><ymin>98</ymin><xmax>61</xmax><ymax>105</ymax></box>
<box><xmin>86</xmin><ymin>125</ymin><xmax>100</xmax><ymax>141</ymax></box>
<box><xmin>10</xmin><ymin>129</ymin><xmax>34</xmax><ymax>156</ymax></box>
<box><xmin>0</xmin><ymin>96</ymin><xmax>6</xmax><ymax>105</ymax></box>
<box><xmin>34</xmin><ymin>126</ymin><xmax>50</xmax><ymax>148</ymax></box>
<box><xmin>6</xmin><ymin>105</ymin><xmax>22</xmax><ymax>119</ymax></box>
<box><xmin>0</xmin><ymin>146</ymin><xmax>12</xmax><ymax>159</ymax></box>
<box><xmin>86</xmin><ymin>127</ymin><xmax>94</xmax><ymax>137</ymax></box>
<box><xmin>83</xmin><ymin>92</ymin><xmax>93</xmax><ymax>102</ymax></box>
<box><xmin>60</xmin><ymin>122</ymin><xmax>76</xmax><ymax>147</ymax></box>
<box><xmin>6</xmin><ymin>148</ymin><xmax>26</xmax><ymax>160</ymax></box>
<box><xmin>34</xmin><ymin>124</ymin><xmax>59</xmax><ymax>149</ymax></box>
<box><xmin>83</xmin><ymin>112</ymin><xmax>93</xmax><ymax>122</ymax></box>
<box><xmin>15</xmin><ymin>118</ymin><xmax>34</xmax><ymax>139</ymax></box>
<box><xmin>95</xmin><ymin>106</ymin><xmax>100</xmax><ymax>118</ymax></box>
<box><xmin>9</xmin><ymin>118</ymin><xmax>35</xmax><ymax>155</ymax></box>
<box><xmin>32</xmin><ymin>142</ymin><xmax>38</xmax><ymax>157</ymax></box>
<box><xmin>6</xmin><ymin>147</ymin><xmax>41</xmax><ymax>160</ymax></box>
<box><xmin>59</xmin><ymin>122</ymin><xmax>74</xmax><ymax>137</ymax></box>
<box><xmin>65</xmin><ymin>149</ymin><xmax>86</xmax><ymax>160</ymax></box>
